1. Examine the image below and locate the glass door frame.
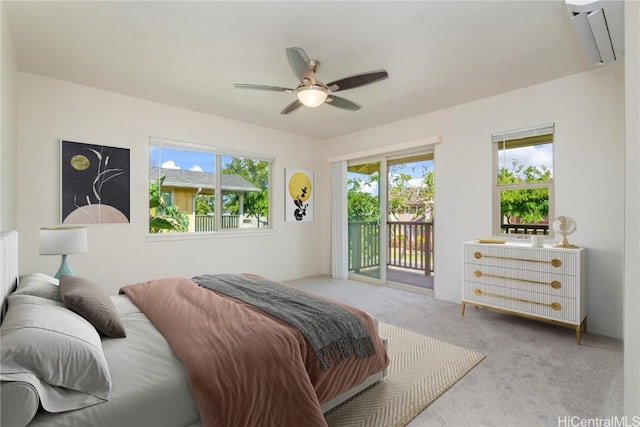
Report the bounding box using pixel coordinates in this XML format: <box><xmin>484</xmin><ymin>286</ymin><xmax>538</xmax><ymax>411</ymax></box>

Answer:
<box><xmin>347</xmin><ymin>156</ymin><xmax>388</xmax><ymax>285</ymax></box>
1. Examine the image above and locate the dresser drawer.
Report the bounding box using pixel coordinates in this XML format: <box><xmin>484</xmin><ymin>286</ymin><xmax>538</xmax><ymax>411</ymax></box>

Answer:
<box><xmin>464</xmin><ymin>244</ymin><xmax>576</xmax><ymax>275</ymax></box>
<box><xmin>464</xmin><ymin>263</ymin><xmax>577</xmax><ymax>298</ymax></box>
<box><xmin>463</xmin><ymin>282</ymin><xmax>578</xmax><ymax>324</ymax></box>
<box><xmin>462</xmin><ymin>241</ymin><xmax>587</xmax><ymax>343</ymax></box>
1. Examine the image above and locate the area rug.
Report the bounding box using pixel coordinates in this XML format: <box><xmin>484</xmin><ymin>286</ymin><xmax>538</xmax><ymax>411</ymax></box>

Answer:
<box><xmin>324</xmin><ymin>323</ymin><xmax>485</xmax><ymax>427</ymax></box>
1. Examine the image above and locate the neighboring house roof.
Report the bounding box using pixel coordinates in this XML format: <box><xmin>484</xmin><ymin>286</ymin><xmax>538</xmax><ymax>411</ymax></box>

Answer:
<box><xmin>150</xmin><ymin>167</ymin><xmax>261</xmax><ymax>192</ymax></box>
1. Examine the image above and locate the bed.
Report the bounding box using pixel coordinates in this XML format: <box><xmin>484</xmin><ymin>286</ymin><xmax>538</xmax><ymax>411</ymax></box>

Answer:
<box><xmin>0</xmin><ymin>231</ymin><xmax>389</xmax><ymax>426</ymax></box>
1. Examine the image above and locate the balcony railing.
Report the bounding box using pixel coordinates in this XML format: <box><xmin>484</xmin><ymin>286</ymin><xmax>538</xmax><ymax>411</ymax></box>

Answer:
<box><xmin>501</xmin><ymin>223</ymin><xmax>548</xmax><ymax>235</ymax></box>
<box><xmin>349</xmin><ymin>221</ymin><xmax>433</xmax><ymax>275</ymax></box>
<box><xmin>195</xmin><ymin>215</ymin><xmax>239</xmax><ymax>231</ymax></box>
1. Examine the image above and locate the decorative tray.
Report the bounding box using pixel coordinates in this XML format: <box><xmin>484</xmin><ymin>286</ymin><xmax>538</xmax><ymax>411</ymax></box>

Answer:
<box><xmin>475</xmin><ymin>238</ymin><xmax>506</xmax><ymax>244</ymax></box>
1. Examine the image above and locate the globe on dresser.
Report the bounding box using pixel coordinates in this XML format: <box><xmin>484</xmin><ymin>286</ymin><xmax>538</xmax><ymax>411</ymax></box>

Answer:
<box><xmin>552</xmin><ymin>216</ymin><xmax>578</xmax><ymax>248</ymax></box>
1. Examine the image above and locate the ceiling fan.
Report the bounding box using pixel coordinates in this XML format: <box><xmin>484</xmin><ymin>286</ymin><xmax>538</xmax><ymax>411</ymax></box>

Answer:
<box><xmin>234</xmin><ymin>47</ymin><xmax>389</xmax><ymax>115</ymax></box>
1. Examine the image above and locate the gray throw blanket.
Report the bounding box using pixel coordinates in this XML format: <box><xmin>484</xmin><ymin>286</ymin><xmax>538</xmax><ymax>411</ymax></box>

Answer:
<box><xmin>192</xmin><ymin>274</ymin><xmax>376</xmax><ymax>370</ymax></box>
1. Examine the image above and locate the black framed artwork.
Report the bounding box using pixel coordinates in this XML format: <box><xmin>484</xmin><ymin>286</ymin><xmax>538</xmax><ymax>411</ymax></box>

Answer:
<box><xmin>61</xmin><ymin>140</ymin><xmax>130</xmax><ymax>224</ymax></box>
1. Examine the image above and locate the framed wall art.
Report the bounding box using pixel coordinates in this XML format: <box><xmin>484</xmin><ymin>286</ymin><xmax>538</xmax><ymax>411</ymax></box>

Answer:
<box><xmin>61</xmin><ymin>140</ymin><xmax>130</xmax><ymax>225</ymax></box>
<box><xmin>285</xmin><ymin>168</ymin><xmax>313</xmax><ymax>222</ymax></box>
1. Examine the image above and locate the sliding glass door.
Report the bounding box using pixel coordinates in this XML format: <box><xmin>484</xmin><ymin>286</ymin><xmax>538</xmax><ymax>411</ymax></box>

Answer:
<box><xmin>344</xmin><ymin>153</ymin><xmax>435</xmax><ymax>291</ymax></box>
<box><xmin>347</xmin><ymin>159</ymin><xmax>387</xmax><ymax>283</ymax></box>
<box><xmin>331</xmin><ymin>136</ymin><xmax>439</xmax><ymax>290</ymax></box>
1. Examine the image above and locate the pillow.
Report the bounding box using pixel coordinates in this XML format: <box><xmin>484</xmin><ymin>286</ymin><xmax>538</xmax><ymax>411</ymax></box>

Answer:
<box><xmin>0</xmin><ymin>294</ymin><xmax>111</xmax><ymax>412</ymax></box>
<box><xmin>59</xmin><ymin>275</ymin><xmax>127</xmax><ymax>338</ymax></box>
<box><xmin>0</xmin><ymin>381</ymin><xmax>39</xmax><ymax>427</ymax></box>
<box><xmin>13</xmin><ymin>273</ymin><xmax>62</xmax><ymax>302</ymax></box>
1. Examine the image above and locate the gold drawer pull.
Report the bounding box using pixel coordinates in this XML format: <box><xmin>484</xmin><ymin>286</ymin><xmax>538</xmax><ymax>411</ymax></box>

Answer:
<box><xmin>474</xmin><ymin>288</ymin><xmax>561</xmax><ymax>311</ymax></box>
<box><xmin>474</xmin><ymin>270</ymin><xmax>561</xmax><ymax>289</ymax></box>
<box><xmin>474</xmin><ymin>251</ymin><xmax>561</xmax><ymax>267</ymax></box>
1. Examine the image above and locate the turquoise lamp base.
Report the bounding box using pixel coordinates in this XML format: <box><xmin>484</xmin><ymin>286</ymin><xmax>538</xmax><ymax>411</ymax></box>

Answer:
<box><xmin>54</xmin><ymin>254</ymin><xmax>74</xmax><ymax>279</ymax></box>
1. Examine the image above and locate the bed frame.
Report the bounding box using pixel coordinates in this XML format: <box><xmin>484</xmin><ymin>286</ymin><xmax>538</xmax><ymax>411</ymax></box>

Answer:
<box><xmin>0</xmin><ymin>230</ymin><xmax>385</xmax><ymax>418</ymax></box>
<box><xmin>321</xmin><ymin>358</ymin><xmax>386</xmax><ymax>412</ymax></box>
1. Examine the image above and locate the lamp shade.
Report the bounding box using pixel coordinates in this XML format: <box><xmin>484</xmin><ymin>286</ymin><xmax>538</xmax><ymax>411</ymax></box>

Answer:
<box><xmin>296</xmin><ymin>85</ymin><xmax>328</xmax><ymax>107</ymax></box>
<box><xmin>39</xmin><ymin>227</ymin><xmax>88</xmax><ymax>255</ymax></box>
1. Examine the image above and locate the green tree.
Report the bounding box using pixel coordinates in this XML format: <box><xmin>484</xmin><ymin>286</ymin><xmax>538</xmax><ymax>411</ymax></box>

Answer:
<box><xmin>195</xmin><ymin>194</ymin><xmax>215</xmax><ymax>215</ymax></box>
<box><xmin>420</xmin><ymin>169</ymin><xmax>435</xmax><ymax>221</ymax></box>
<box><xmin>149</xmin><ymin>176</ymin><xmax>189</xmax><ymax>233</ymax></box>
<box><xmin>347</xmin><ymin>177</ymin><xmax>379</xmax><ymax>221</ymax></box>
<box><xmin>499</xmin><ymin>160</ymin><xmax>551</xmax><ymax>223</ymax></box>
<box><xmin>387</xmin><ymin>166</ymin><xmax>434</xmax><ymax>222</ymax></box>
<box><xmin>222</xmin><ymin>158</ymin><xmax>269</xmax><ymax>226</ymax></box>
<box><xmin>387</xmin><ymin>172</ymin><xmax>412</xmax><ymax>220</ymax></box>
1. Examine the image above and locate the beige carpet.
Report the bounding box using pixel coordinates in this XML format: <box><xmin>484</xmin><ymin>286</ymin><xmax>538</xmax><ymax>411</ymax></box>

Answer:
<box><xmin>325</xmin><ymin>323</ymin><xmax>485</xmax><ymax>427</ymax></box>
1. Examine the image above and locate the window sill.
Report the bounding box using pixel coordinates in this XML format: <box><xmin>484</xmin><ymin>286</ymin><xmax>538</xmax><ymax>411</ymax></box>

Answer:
<box><xmin>146</xmin><ymin>228</ymin><xmax>277</xmax><ymax>242</ymax></box>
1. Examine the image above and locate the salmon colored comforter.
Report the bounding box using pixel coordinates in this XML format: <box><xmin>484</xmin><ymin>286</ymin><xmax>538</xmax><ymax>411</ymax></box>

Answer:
<box><xmin>120</xmin><ymin>277</ymin><xmax>389</xmax><ymax>427</ymax></box>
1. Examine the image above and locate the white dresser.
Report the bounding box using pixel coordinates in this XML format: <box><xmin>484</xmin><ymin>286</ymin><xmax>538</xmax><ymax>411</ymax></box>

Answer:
<box><xmin>461</xmin><ymin>241</ymin><xmax>587</xmax><ymax>344</ymax></box>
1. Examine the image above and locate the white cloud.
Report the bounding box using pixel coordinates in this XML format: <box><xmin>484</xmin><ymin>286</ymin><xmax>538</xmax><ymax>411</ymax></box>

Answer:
<box><xmin>408</xmin><ymin>178</ymin><xmax>423</xmax><ymax>188</ymax></box>
<box><xmin>500</xmin><ymin>145</ymin><xmax>553</xmax><ymax>171</ymax></box>
<box><xmin>363</xmin><ymin>180</ymin><xmax>379</xmax><ymax>197</ymax></box>
<box><xmin>389</xmin><ymin>172</ymin><xmax>423</xmax><ymax>189</ymax></box>
<box><xmin>189</xmin><ymin>165</ymin><xmax>203</xmax><ymax>172</ymax></box>
<box><xmin>162</xmin><ymin>160</ymin><xmax>180</xmax><ymax>169</ymax></box>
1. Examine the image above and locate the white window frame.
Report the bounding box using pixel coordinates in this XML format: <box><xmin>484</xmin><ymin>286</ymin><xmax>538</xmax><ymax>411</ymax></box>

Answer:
<box><xmin>148</xmin><ymin>137</ymin><xmax>274</xmax><ymax>238</ymax></box>
<box><xmin>492</xmin><ymin>124</ymin><xmax>555</xmax><ymax>238</ymax></box>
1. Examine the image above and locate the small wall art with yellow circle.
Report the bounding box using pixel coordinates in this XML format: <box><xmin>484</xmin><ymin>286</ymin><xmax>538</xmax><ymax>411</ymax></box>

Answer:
<box><xmin>285</xmin><ymin>169</ymin><xmax>313</xmax><ymax>222</ymax></box>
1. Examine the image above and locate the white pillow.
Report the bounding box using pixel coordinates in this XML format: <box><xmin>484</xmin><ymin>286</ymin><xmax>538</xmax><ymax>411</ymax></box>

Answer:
<box><xmin>0</xmin><ymin>381</ymin><xmax>39</xmax><ymax>427</ymax></box>
<box><xmin>14</xmin><ymin>273</ymin><xmax>62</xmax><ymax>302</ymax></box>
<box><xmin>0</xmin><ymin>294</ymin><xmax>112</xmax><ymax>412</ymax></box>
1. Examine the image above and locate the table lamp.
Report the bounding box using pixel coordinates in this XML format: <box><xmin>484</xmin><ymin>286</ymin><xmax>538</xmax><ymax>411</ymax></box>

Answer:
<box><xmin>39</xmin><ymin>227</ymin><xmax>88</xmax><ymax>279</ymax></box>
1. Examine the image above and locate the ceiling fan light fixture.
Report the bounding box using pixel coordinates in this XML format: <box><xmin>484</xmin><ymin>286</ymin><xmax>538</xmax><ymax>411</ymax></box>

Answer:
<box><xmin>234</xmin><ymin>47</ymin><xmax>388</xmax><ymax>114</ymax></box>
<box><xmin>296</xmin><ymin>85</ymin><xmax>328</xmax><ymax>107</ymax></box>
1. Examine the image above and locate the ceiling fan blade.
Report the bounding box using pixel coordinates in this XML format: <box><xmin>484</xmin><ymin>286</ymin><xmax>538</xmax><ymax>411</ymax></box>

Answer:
<box><xmin>280</xmin><ymin>99</ymin><xmax>303</xmax><ymax>115</ymax></box>
<box><xmin>325</xmin><ymin>95</ymin><xmax>362</xmax><ymax>111</ymax></box>
<box><xmin>234</xmin><ymin>83</ymin><xmax>294</xmax><ymax>93</ymax></box>
<box><xmin>286</xmin><ymin>47</ymin><xmax>311</xmax><ymax>81</ymax></box>
<box><xmin>327</xmin><ymin>70</ymin><xmax>389</xmax><ymax>92</ymax></box>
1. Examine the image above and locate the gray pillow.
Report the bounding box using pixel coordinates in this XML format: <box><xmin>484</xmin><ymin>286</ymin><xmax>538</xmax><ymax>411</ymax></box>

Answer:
<box><xmin>0</xmin><ymin>294</ymin><xmax>112</xmax><ymax>412</ymax></box>
<box><xmin>59</xmin><ymin>275</ymin><xmax>127</xmax><ymax>338</ymax></box>
<box><xmin>0</xmin><ymin>381</ymin><xmax>39</xmax><ymax>427</ymax></box>
<box><xmin>14</xmin><ymin>273</ymin><xmax>62</xmax><ymax>302</ymax></box>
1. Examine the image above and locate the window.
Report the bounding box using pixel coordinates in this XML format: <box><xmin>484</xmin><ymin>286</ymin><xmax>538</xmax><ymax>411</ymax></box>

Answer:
<box><xmin>149</xmin><ymin>137</ymin><xmax>273</xmax><ymax>234</ymax></box>
<box><xmin>493</xmin><ymin>124</ymin><xmax>554</xmax><ymax>236</ymax></box>
<box><xmin>387</xmin><ymin>153</ymin><xmax>434</xmax><ymax>222</ymax></box>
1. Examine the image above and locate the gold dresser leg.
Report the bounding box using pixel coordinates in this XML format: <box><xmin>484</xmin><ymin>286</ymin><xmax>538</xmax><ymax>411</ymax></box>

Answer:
<box><xmin>461</xmin><ymin>302</ymin><xmax>466</xmax><ymax>316</ymax></box>
<box><xmin>576</xmin><ymin>317</ymin><xmax>588</xmax><ymax>345</ymax></box>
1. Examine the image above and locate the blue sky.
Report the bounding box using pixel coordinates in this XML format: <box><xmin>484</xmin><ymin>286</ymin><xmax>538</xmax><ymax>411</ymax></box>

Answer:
<box><xmin>348</xmin><ymin>159</ymin><xmax>434</xmax><ymax>196</ymax></box>
<box><xmin>151</xmin><ymin>143</ymin><xmax>550</xmax><ymax>178</ymax></box>
<box><xmin>152</xmin><ymin>148</ymin><xmax>443</xmax><ymax>195</ymax></box>
<box><xmin>498</xmin><ymin>144</ymin><xmax>553</xmax><ymax>173</ymax></box>
<box><xmin>150</xmin><ymin>147</ymin><xmax>219</xmax><ymax>173</ymax></box>
<box><xmin>391</xmin><ymin>160</ymin><xmax>434</xmax><ymax>187</ymax></box>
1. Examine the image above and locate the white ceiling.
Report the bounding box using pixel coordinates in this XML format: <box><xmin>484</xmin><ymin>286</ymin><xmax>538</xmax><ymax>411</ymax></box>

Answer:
<box><xmin>4</xmin><ymin>1</ymin><xmax>595</xmax><ymax>140</ymax></box>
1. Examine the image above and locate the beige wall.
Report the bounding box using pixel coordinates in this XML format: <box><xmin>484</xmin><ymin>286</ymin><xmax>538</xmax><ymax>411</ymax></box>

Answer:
<box><xmin>625</xmin><ymin>0</ymin><xmax>640</xmax><ymax>418</ymax></box>
<box><xmin>1</xmin><ymin>3</ymin><xmax>18</xmax><ymax>231</ymax></box>
<box><xmin>16</xmin><ymin>73</ymin><xmax>330</xmax><ymax>295</ymax></box>
<box><xmin>6</xmin><ymin>16</ymin><xmax>629</xmax><ymax>340</ymax></box>
<box><xmin>326</xmin><ymin>65</ymin><xmax>626</xmax><ymax>339</ymax></box>
<box><xmin>13</xmin><ymin>65</ymin><xmax>627</xmax><ymax>339</ymax></box>
<box><xmin>172</xmin><ymin>188</ymin><xmax>194</xmax><ymax>215</ymax></box>
<box><xmin>3</xmin><ymin>4</ymin><xmax>638</xmax><ymax>415</ymax></box>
